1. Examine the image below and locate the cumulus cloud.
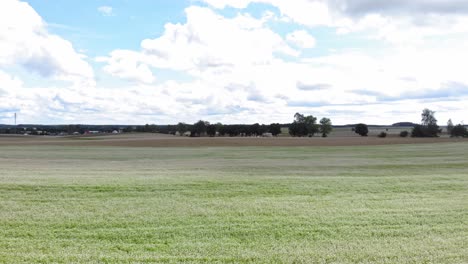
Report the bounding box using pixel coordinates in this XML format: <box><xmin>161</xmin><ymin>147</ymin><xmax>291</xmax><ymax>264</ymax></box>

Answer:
<box><xmin>144</xmin><ymin>6</ymin><xmax>299</xmax><ymax>68</ymax></box>
<box><xmin>100</xmin><ymin>6</ymin><xmax>298</xmax><ymax>80</ymax></box>
<box><xmin>2</xmin><ymin>0</ymin><xmax>468</xmax><ymax>125</ymax></box>
<box><xmin>0</xmin><ymin>0</ymin><xmax>94</xmax><ymax>86</ymax></box>
<box><xmin>201</xmin><ymin>0</ymin><xmax>468</xmax><ymax>41</ymax></box>
<box><xmin>96</xmin><ymin>50</ymin><xmax>155</xmax><ymax>84</ymax></box>
<box><xmin>203</xmin><ymin>0</ymin><xmax>468</xmax><ymax>18</ymax></box>
<box><xmin>91</xmin><ymin>2</ymin><xmax>468</xmax><ymax>125</ymax></box>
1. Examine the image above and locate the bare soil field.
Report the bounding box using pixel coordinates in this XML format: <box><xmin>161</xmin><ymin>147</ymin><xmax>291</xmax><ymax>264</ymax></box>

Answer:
<box><xmin>0</xmin><ymin>133</ymin><xmax>467</xmax><ymax>147</ymax></box>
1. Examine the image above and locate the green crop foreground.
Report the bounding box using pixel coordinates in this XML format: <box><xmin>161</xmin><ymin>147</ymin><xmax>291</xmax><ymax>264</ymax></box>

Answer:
<box><xmin>0</xmin><ymin>143</ymin><xmax>467</xmax><ymax>263</ymax></box>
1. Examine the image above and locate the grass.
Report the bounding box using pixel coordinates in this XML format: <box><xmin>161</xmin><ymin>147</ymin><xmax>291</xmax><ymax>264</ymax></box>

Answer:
<box><xmin>0</xmin><ymin>143</ymin><xmax>467</xmax><ymax>263</ymax></box>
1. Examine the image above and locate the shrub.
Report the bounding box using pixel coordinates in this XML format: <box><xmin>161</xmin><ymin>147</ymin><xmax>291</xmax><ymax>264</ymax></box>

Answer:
<box><xmin>450</xmin><ymin>124</ymin><xmax>468</xmax><ymax>137</ymax></box>
<box><xmin>378</xmin><ymin>132</ymin><xmax>387</xmax><ymax>138</ymax></box>
<box><xmin>400</xmin><ymin>131</ymin><xmax>409</xmax><ymax>137</ymax></box>
<box><xmin>354</xmin><ymin>123</ymin><xmax>369</xmax><ymax>136</ymax></box>
<box><xmin>411</xmin><ymin>124</ymin><xmax>440</xmax><ymax>137</ymax></box>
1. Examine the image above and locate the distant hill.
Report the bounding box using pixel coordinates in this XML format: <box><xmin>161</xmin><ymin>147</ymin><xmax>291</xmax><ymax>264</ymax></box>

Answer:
<box><xmin>392</xmin><ymin>122</ymin><xmax>417</xmax><ymax>127</ymax></box>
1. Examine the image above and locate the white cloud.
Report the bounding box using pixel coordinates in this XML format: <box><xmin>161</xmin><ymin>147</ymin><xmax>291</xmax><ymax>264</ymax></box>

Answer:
<box><xmin>202</xmin><ymin>0</ymin><xmax>334</xmax><ymax>27</ymax></box>
<box><xmin>100</xmin><ymin>6</ymin><xmax>298</xmax><ymax>80</ymax></box>
<box><xmin>286</xmin><ymin>30</ymin><xmax>316</xmax><ymax>48</ymax></box>
<box><xmin>0</xmin><ymin>0</ymin><xmax>94</xmax><ymax>86</ymax></box>
<box><xmin>142</xmin><ymin>6</ymin><xmax>299</xmax><ymax>70</ymax></box>
<box><xmin>96</xmin><ymin>50</ymin><xmax>155</xmax><ymax>84</ymax></box>
<box><xmin>0</xmin><ymin>70</ymin><xmax>23</xmax><ymax>91</ymax></box>
<box><xmin>98</xmin><ymin>6</ymin><xmax>114</xmax><ymax>16</ymax></box>
<box><xmin>90</xmin><ymin>3</ymin><xmax>468</xmax><ymax>125</ymax></box>
<box><xmin>2</xmin><ymin>1</ymin><xmax>468</xmax><ymax>125</ymax></box>
<box><xmin>201</xmin><ymin>0</ymin><xmax>468</xmax><ymax>44</ymax></box>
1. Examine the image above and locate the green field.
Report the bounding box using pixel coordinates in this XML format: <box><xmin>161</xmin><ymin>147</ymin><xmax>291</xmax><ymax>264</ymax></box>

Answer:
<box><xmin>0</xmin><ymin>143</ymin><xmax>467</xmax><ymax>263</ymax></box>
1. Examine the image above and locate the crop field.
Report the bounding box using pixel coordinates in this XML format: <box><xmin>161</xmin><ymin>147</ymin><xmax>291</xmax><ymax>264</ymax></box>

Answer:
<box><xmin>0</xmin><ymin>132</ymin><xmax>465</xmax><ymax>148</ymax></box>
<box><xmin>0</xmin><ymin>141</ymin><xmax>467</xmax><ymax>263</ymax></box>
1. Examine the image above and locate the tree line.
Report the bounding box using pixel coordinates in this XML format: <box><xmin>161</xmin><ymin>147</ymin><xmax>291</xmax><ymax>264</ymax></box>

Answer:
<box><xmin>1</xmin><ymin>109</ymin><xmax>466</xmax><ymax>138</ymax></box>
<box><xmin>147</xmin><ymin>113</ymin><xmax>334</xmax><ymax>138</ymax></box>
<box><xmin>350</xmin><ymin>109</ymin><xmax>467</xmax><ymax>138</ymax></box>
<box><xmin>174</xmin><ymin>121</ymin><xmax>283</xmax><ymax>137</ymax></box>
<box><xmin>123</xmin><ymin>122</ymin><xmax>284</xmax><ymax>137</ymax></box>
<box><xmin>160</xmin><ymin>113</ymin><xmax>333</xmax><ymax>137</ymax></box>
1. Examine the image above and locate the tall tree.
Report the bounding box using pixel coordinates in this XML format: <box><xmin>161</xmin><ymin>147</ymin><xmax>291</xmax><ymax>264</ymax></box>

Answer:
<box><xmin>447</xmin><ymin>119</ymin><xmax>454</xmax><ymax>134</ymax></box>
<box><xmin>289</xmin><ymin>113</ymin><xmax>319</xmax><ymax>137</ymax></box>
<box><xmin>422</xmin><ymin>108</ymin><xmax>437</xmax><ymax>126</ymax></box>
<box><xmin>304</xmin><ymin>115</ymin><xmax>319</xmax><ymax>136</ymax></box>
<box><xmin>319</xmin><ymin>118</ymin><xmax>333</xmax><ymax>137</ymax></box>
<box><xmin>412</xmin><ymin>109</ymin><xmax>441</xmax><ymax>137</ymax></box>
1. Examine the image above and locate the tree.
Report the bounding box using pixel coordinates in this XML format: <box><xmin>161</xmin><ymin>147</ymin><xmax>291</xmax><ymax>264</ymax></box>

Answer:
<box><xmin>289</xmin><ymin>113</ymin><xmax>319</xmax><ymax>137</ymax></box>
<box><xmin>422</xmin><ymin>108</ymin><xmax>437</xmax><ymax>126</ymax></box>
<box><xmin>289</xmin><ymin>113</ymin><xmax>306</xmax><ymax>136</ymax></box>
<box><xmin>319</xmin><ymin>118</ymin><xmax>332</xmax><ymax>137</ymax></box>
<box><xmin>215</xmin><ymin>123</ymin><xmax>223</xmax><ymax>133</ymax></box>
<box><xmin>450</xmin><ymin>124</ymin><xmax>468</xmax><ymax>137</ymax></box>
<box><xmin>411</xmin><ymin>125</ymin><xmax>425</xmax><ymax>137</ymax></box>
<box><xmin>412</xmin><ymin>109</ymin><xmax>440</xmax><ymax>137</ymax></box>
<box><xmin>304</xmin><ymin>115</ymin><xmax>319</xmax><ymax>137</ymax></box>
<box><xmin>447</xmin><ymin>119</ymin><xmax>454</xmax><ymax>134</ymax></box>
<box><xmin>269</xmin><ymin>123</ymin><xmax>282</xmax><ymax>136</ymax></box>
<box><xmin>206</xmin><ymin>124</ymin><xmax>217</xmax><ymax>137</ymax></box>
<box><xmin>250</xmin><ymin>123</ymin><xmax>261</xmax><ymax>136</ymax></box>
<box><xmin>191</xmin><ymin>120</ymin><xmax>209</xmax><ymax>137</ymax></box>
<box><xmin>176</xmin><ymin>122</ymin><xmax>188</xmax><ymax>136</ymax></box>
<box><xmin>260</xmin><ymin>124</ymin><xmax>268</xmax><ymax>136</ymax></box>
<box><xmin>354</xmin><ymin>123</ymin><xmax>368</xmax><ymax>136</ymax></box>
<box><xmin>289</xmin><ymin>121</ymin><xmax>307</xmax><ymax>137</ymax></box>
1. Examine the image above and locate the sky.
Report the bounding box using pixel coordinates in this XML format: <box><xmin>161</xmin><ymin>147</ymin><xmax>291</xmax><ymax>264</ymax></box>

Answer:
<box><xmin>0</xmin><ymin>0</ymin><xmax>467</xmax><ymax>125</ymax></box>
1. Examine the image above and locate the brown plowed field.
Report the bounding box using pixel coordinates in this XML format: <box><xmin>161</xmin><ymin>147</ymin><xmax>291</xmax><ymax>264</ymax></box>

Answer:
<box><xmin>1</xmin><ymin>133</ymin><xmax>467</xmax><ymax>147</ymax></box>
